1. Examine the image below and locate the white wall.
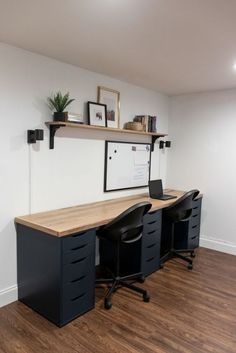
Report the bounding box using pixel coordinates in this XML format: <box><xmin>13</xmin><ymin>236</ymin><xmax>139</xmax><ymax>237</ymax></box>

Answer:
<box><xmin>168</xmin><ymin>90</ymin><xmax>236</xmax><ymax>255</ymax></box>
<box><xmin>0</xmin><ymin>42</ymin><xmax>169</xmax><ymax>306</ymax></box>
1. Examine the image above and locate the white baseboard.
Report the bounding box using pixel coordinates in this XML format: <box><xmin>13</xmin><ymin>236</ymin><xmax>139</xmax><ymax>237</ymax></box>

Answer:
<box><xmin>0</xmin><ymin>285</ymin><xmax>18</xmax><ymax>308</ymax></box>
<box><xmin>200</xmin><ymin>235</ymin><xmax>236</xmax><ymax>256</ymax></box>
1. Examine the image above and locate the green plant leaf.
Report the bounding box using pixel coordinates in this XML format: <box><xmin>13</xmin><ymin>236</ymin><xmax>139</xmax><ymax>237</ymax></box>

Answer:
<box><xmin>47</xmin><ymin>91</ymin><xmax>75</xmax><ymax>112</ymax></box>
<box><xmin>63</xmin><ymin>98</ymin><xmax>75</xmax><ymax>110</ymax></box>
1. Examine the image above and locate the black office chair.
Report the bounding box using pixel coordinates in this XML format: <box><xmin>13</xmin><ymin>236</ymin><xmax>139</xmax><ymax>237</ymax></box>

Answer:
<box><xmin>96</xmin><ymin>202</ymin><xmax>152</xmax><ymax>309</ymax></box>
<box><xmin>161</xmin><ymin>189</ymin><xmax>200</xmax><ymax>270</ymax></box>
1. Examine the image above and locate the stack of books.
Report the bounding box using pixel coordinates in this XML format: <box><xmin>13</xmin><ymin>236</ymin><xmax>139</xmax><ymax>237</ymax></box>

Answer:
<box><xmin>133</xmin><ymin>115</ymin><xmax>157</xmax><ymax>133</ymax></box>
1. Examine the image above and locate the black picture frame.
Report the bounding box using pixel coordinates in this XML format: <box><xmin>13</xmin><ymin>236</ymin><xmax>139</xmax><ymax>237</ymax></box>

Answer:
<box><xmin>87</xmin><ymin>101</ymin><xmax>107</xmax><ymax>127</ymax></box>
<box><xmin>104</xmin><ymin>140</ymin><xmax>152</xmax><ymax>192</ymax></box>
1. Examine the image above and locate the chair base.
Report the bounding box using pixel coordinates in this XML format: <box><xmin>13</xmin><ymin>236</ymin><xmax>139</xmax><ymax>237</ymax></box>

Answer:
<box><xmin>161</xmin><ymin>249</ymin><xmax>195</xmax><ymax>270</ymax></box>
<box><xmin>96</xmin><ymin>272</ymin><xmax>150</xmax><ymax>309</ymax></box>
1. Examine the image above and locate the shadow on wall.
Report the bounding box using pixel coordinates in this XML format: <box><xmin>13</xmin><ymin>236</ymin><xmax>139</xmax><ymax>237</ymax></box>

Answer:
<box><xmin>33</xmin><ymin>97</ymin><xmax>51</xmax><ymax>125</ymax></box>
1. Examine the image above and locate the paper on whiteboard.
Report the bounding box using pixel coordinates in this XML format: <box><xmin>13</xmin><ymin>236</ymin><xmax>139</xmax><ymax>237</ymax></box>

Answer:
<box><xmin>133</xmin><ymin>165</ymin><xmax>149</xmax><ymax>185</ymax></box>
<box><xmin>134</xmin><ymin>151</ymin><xmax>148</xmax><ymax>165</ymax></box>
<box><xmin>134</xmin><ymin>146</ymin><xmax>149</xmax><ymax>166</ymax></box>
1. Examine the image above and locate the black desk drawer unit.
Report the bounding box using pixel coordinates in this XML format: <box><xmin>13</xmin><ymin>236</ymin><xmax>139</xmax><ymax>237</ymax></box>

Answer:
<box><xmin>17</xmin><ymin>225</ymin><xmax>96</xmax><ymax>327</ymax></box>
<box><xmin>142</xmin><ymin>210</ymin><xmax>162</xmax><ymax>277</ymax></box>
<box><xmin>174</xmin><ymin>197</ymin><xmax>202</xmax><ymax>250</ymax></box>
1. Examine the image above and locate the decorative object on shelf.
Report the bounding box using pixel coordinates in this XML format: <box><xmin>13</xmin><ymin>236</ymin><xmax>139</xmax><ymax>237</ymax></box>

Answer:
<box><xmin>134</xmin><ymin>115</ymin><xmax>157</xmax><ymax>132</ymax></box>
<box><xmin>98</xmin><ymin>86</ymin><xmax>120</xmax><ymax>128</ymax></box>
<box><xmin>27</xmin><ymin>129</ymin><xmax>44</xmax><ymax>144</ymax></box>
<box><xmin>48</xmin><ymin>91</ymin><xmax>75</xmax><ymax>122</ymax></box>
<box><xmin>159</xmin><ymin>140</ymin><xmax>171</xmax><ymax>149</ymax></box>
<box><xmin>67</xmin><ymin>112</ymin><xmax>83</xmax><ymax>124</ymax></box>
<box><xmin>87</xmin><ymin>101</ymin><xmax>107</xmax><ymax>127</ymax></box>
<box><xmin>124</xmin><ymin>121</ymin><xmax>144</xmax><ymax>131</ymax></box>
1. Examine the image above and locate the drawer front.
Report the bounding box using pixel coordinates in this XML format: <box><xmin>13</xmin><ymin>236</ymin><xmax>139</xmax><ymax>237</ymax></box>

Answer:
<box><xmin>63</xmin><ymin>242</ymin><xmax>93</xmax><ymax>265</ymax></box>
<box><xmin>188</xmin><ymin>234</ymin><xmax>199</xmax><ymax>249</ymax></box>
<box><xmin>63</xmin><ymin>274</ymin><xmax>94</xmax><ymax>301</ymax></box>
<box><xmin>188</xmin><ymin>223</ymin><xmax>200</xmax><ymax>238</ymax></box>
<box><xmin>189</xmin><ymin>213</ymin><xmax>201</xmax><ymax>228</ymax></box>
<box><xmin>192</xmin><ymin>197</ymin><xmax>201</xmax><ymax>208</ymax></box>
<box><xmin>142</xmin><ymin>211</ymin><xmax>162</xmax><ymax>277</ymax></box>
<box><xmin>192</xmin><ymin>206</ymin><xmax>201</xmax><ymax>217</ymax></box>
<box><xmin>144</xmin><ymin>210</ymin><xmax>162</xmax><ymax>224</ymax></box>
<box><xmin>63</xmin><ymin>254</ymin><xmax>94</xmax><ymax>283</ymax></box>
<box><xmin>174</xmin><ymin>198</ymin><xmax>202</xmax><ymax>251</ymax></box>
<box><xmin>142</xmin><ymin>254</ymin><xmax>160</xmax><ymax>277</ymax></box>
<box><xmin>143</xmin><ymin>210</ymin><xmax>162</xmax><ymax>233</ymax></box>
<box><xmin>62</xmin><ymin>290</ymin><xmax>95</xmax><ymax>325</ymax></box>
<box><xmin>143</xmin><ymin>220</ymin><xmax>162</xmax><ymax>233</ymax></box>
<box><xmin>192</xmin><ymin>198</ymin><xmax>202</xmax><ymax>216</ymax></box>
<box><xmin>142</xmin><ymin>229</ymin><xmax>161</xmax><ymax>247</ymax></box>
<box><xmin>143</xmin><ymin>242</ymin><xmax>160</xmax><ymax>260</ymax></box>
<box><xmin>62</xmin><ymin>229</ymin><xmax>95</xmax><ymax>253</ymax></box>
<box><xmin>61</xmin><ymin>228</ymin><xmax>95</xmax><ymax>326</ymax></box>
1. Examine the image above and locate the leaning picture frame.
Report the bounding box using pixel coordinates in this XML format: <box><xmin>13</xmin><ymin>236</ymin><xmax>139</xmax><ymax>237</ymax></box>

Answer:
<box><xmin>97</xmin><ymin>86</ymin><xmax>120</xmax><ymax>129</ymax></box>
<box><xmin>87</xmin><ymin>101</ymin><xmax>107</xmax><ymax>127</ymax></box>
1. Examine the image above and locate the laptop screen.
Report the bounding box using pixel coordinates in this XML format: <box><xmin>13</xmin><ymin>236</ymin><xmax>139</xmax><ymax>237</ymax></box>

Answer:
<box><xmin>149</xmin><ymin>179</ymin><xmax>163</xmax><ymax>197</ymax></box>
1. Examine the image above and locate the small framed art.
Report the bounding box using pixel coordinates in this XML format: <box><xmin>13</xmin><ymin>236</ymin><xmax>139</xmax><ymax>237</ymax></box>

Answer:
<box><xmin>87</xmin><ymin>101</ymin><xmax>107</xmax><ymax>127</ymax></box>
<box><xmin>97</xmin><ymin>86</ymin><xmax>120</xmax><ymax>128</ymax></box>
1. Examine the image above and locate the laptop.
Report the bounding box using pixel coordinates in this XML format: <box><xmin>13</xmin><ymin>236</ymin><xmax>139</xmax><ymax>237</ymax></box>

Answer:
<box><xmin>149</xmin><ymin>179</ymin><xmax>177</xmax><ymax>201</ymax></box>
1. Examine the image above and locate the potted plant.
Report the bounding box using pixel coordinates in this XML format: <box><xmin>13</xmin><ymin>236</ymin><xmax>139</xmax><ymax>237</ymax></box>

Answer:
<box><xmin>48</xmin><ymin>91</ymin><xmax>75</xmax><ymax>122</ymax></box>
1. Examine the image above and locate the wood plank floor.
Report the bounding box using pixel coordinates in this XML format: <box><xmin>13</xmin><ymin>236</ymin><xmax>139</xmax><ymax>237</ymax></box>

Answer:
<box><xmin>0</xmin><ymin>247</ymin><xmax>236</xmax><ymax>353</ymax></box>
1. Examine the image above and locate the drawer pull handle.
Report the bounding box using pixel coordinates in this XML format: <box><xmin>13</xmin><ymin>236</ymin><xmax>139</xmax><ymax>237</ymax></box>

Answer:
<box><xmin>147</xmin><ymin>243</ymin><xmax>156</xmax><ymax>249</ymax></box>
<box><xmin>72</xmin><ymin>232</ymin><xmax>86</xmax><ymax>238</ymax></box>
<box><xmin>70</xmin><ymin>257</ymin><xmax>86</xmax><ymax>265</ymax></box>
<box><xmin>192</xmin><ymin>225</ymin><xmax>198</xmax><ymax>229</ymax></box>
<box><xmin>71</xmin><ymin>243</ymin><xmax>88</xmax><ymax>251</ymax></box>
<box><xmin>193</xmin><ymin>206</ymin><xmax>198</xmax><ymax>210</ymax></box>
<box><xmin>71</xmin><ymin>293</ymin><xmax>86</xmax><ymax>302</ymax></box>
<box><xmin>147</xmin><ymin>230</ymin><xmax>156</xmax><ymax>235</ymax></box>
<box><xmin>192</xmin><ymin>215</ymin><xmax>198</xmax><ymax>218</ymax></box>
<box><xmin>148</xmin><ymin>220</ymin><xmax>156</xmax><ymax>225</ymax></box>
<box><xmin>191</xmin><ymin>235</ymin><xmax>198</xmax><ymax>240</ymax></box>
<box><xmin>146</xmin><ymin>256</ymin><xmax>154</xmax><ymax>263</ymax></box>
<box><xmin>70</xmin><ymin>275</ymin><xmax>86</xmax><ymax>283</ymax></box>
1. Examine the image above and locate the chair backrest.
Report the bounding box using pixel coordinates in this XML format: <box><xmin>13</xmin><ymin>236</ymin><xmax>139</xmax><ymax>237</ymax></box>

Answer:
<box><xmin>97</xmin><ymin>202</ymin><xmax>152</xmax><ymax>243</ymax></box>
<box><xmin>164</xmin><ymin>189</ymin><xmax>200</xmax><ymax>223</ymax></box>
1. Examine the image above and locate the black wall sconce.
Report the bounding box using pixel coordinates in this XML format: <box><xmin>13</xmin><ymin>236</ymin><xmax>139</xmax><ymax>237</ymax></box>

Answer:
<box><xmin>27</xmin><ymin>129</ymin><xmax>44</xmax><ymax>144</ymax></box>
<box><xmin>159</xmin><ymin>140</ymin><xmax>171</xmax><ymax>149</ymax></box>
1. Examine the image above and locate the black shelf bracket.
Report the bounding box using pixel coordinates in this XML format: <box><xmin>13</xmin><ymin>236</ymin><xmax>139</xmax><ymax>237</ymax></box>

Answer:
<box><xmin>151</xmin><ymin>136</ymin><xmax>160</xmax><ymax>152</ymax></box>
<box><xmin>49</xmin><ymin>124</ymin><xmax>65</xmax><ymax>149</ymax></box>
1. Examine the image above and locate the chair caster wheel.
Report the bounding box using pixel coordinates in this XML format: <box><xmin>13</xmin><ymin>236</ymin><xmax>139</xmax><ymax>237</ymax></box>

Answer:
<box><xmin>143</xmin><ymin>292</ymin><xmax>150</xmax><ymax>302</ymax></box>
<box><xmin>190</xmin><ymin>252</ymin><xmax>196</xmax><ymax>258</ymax></box>
<box><xmin>187</xmin><ymin>263</ymin><xmax>193</xmax><ymax>270</ymax></box>
<box><xmin>138</xmin><ymin>275</ymin><xmax>145</xmax><ymax>283</ymax></box>
<box><xmin>104</xmin><ymin>299</ymin><xmax>112</xmax><ymax>310</ymax></box>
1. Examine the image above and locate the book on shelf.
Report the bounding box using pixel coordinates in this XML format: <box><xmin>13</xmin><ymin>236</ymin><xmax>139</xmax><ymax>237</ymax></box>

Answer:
<box><xmin>134</xmin><ymin>115</ymin><xmax>157</xmax><ymax>133</ymax></box>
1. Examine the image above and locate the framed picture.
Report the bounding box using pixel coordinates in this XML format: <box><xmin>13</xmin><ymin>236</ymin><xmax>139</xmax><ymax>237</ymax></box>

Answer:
<box><xmin>87</xmin><ymin>101</ymin><xmax>107</xmax><ymax>127</ymax></box>
<box><xmin>97</xmin><ymin>86</ymin><xmax>120</xmax><ymax>128</ymax></box>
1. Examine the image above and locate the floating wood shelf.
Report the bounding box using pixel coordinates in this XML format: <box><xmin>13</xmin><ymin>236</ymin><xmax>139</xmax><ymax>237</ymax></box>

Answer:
<box><xmin>45</xmin><ymin>121</ymin><xmax>167</xmax><ymax>150</ymax></box>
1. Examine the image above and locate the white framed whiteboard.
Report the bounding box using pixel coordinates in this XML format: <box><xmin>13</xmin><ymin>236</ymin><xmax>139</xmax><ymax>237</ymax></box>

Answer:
<box><xmin>104</xmin><ymin>141</ymin><xmax>151</xmax><ymax>192</ymax></box>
